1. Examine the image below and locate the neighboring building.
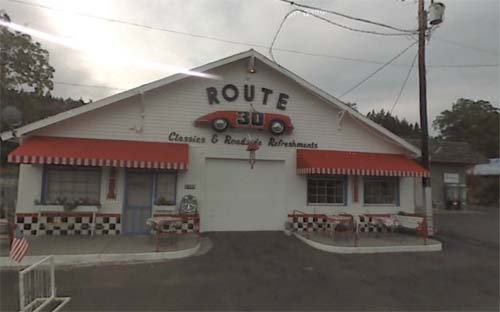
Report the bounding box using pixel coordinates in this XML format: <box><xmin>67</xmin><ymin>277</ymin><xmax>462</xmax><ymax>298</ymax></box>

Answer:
<box><xmin>1</xmin><ymin>50</ymin><xmax>428</xmax><ymax>236</ymax></box>
<box><xmin>469</xmin><ymin>158</ymin><xmax>500</xmax><ymax>176</ymax></box>
<box><xmin>468</xmin><ymin>159</ymin><xmax>500</xmax><ymax>206</ymax></box>
<box><xmin>409</xmin><ymin>139</ymin><xmax>487</xmax><ymax>209</ymax></box>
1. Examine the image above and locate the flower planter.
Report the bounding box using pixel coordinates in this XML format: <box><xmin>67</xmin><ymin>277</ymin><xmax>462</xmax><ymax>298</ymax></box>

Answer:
<box><xmin>153</xmin><ymin>205</ymin><xmax>177</xmax><ymax>214</ymax></box>
<box><xmin>35</xmin><ymin>205</ymin><xmax>99</xmax><ymax>213</ymax></box>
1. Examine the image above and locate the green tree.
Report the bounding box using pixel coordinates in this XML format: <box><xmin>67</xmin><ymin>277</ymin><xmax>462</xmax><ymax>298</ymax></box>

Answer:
<box><xmin>0</xmin><ymin>13</ymin><xmax>55</xmax><ymax>94</ymax></box>
<box><xmin>367</xmin><ymin>109</ymin><xmax>421</xmax><ymax>138</ymax></box>
<box><xmin>433</xmin><ymin>98</ymin><xmax>499</xmax><ymax>158</ymax></box>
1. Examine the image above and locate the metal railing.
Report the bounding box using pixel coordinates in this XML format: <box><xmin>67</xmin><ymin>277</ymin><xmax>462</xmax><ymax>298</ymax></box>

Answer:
<box><xmin>19</xmin><ymin>256</ymin><xmax>70</xmax><ymax>312</ymax></box>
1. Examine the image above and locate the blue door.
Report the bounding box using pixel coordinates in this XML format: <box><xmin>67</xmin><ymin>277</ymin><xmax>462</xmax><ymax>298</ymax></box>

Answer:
<box><xmin>123</xmin><ymin>171</ymin><xmax>153</xmax><ymax>234</ymax></box>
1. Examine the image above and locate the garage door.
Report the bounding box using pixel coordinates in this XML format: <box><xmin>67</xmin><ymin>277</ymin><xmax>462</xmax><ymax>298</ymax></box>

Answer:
<box><xmin>203</xmin><ymin>158</ymin><xmax>285</xmax><ymax>231</ymax></box>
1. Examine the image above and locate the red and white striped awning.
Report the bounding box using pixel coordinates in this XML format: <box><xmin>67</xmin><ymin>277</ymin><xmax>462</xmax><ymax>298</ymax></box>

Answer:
<box><xmin>297</xmin><ymin>149</ymin><xmax>428</xmax><ymax>177</ymax></box>
<box><xmin>8</xmin><ymin>136</ymin><xmax>189</xmax><ymax>170</ymax></box>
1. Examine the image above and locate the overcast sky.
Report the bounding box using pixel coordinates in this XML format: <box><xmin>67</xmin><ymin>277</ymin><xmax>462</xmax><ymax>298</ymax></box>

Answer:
<box><xmin>1</xmin><ymin>0</ymin><xmax>498</xmax><ymax>134</ymax></box>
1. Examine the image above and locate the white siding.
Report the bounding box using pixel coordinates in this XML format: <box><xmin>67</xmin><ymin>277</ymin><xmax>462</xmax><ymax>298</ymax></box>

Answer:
<box><xmin>17</xmin><ymin>57</ymin><xmax>416</xmax><ymax>222</ymax></box>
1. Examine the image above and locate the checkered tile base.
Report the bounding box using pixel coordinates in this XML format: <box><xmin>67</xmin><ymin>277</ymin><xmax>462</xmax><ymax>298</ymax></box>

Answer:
<box><xmin>16</xmin><ymin>213</ymin><xmax>40</xmax><ymax>236</ymax></box>
<box><xmin>288</xmin><ymin>215</ymin><xmax>331</xmax><ymax>233</ymax></box>
<box><xmin>288</xmin><ymin>214</ymin><xmax>385</xmax><ymax>233</ymax></box>
<box><xmin>94</xmin><ymin>215</ymin><xmax>121</xmax><ymax>235</ymax></box>
<box><xmin>356</xmin><ymin>215</ymin><xmax>386</xmax><ymax>233</ymax></box>
<box><xmin>16</xmin><ymin>213</ymin><xmax>121</xmax><ymax>236</ymax></box>
<box><xmin>153</xmin><ymin>214</ymin><xmax>199</xmax><ymax>233</ymax></box>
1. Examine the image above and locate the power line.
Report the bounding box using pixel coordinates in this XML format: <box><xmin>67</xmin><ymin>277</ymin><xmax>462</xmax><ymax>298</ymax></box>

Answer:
<box><xmin>4</xmin><ymin>0</ymin><xmax>497</xmax><ymax>69</ymax></box>
<box><xmin>433</xmin><ymin>37</ymin><xmax>499</xmax><ymax>57</ymax></box>
<box><xmin>340</xmin><ymin>41</ymin><xmax>418</xmax><ymax>98</ymax></box>
<box><xmin>278</xmin><ymin>0</ymin><xmax>418</xmax><ymax>34</ymax></box>
<box><xmin>269</xmin><ymin>7</ymin><xmax>413</xmax><ymax>62</ymax></box>
<box><xmin>390</xmin><ymin>52</ymin><xmax>418</xmax><ymax>114</ymax></box>
<box><xmin>53</xmin><ymin>81</ymin><xmax>125</xmax><ymax>91</ymax></box>
<box><xmin>4</xmin><ymin>0</ymin><xmax>270</xmax><ymax>49</ymax></box>
<box><xmin>427</xmin><ymin>64</ymin><xmax>498</xmax><ymax>68</ymax></box>
<box><xmin>269</xmin><ymin>9</ymin><xmax>296</xmax><ymax>62</ymax></box>
<box><xmin>285</xmin><ymin>8</ymin><xmax>414</xmax><ymax>36</ymax></box>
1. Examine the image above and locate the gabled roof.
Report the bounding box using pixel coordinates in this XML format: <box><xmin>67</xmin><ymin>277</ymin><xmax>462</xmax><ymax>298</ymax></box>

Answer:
<box><xmin>1</xmin><ymin>49</ymin><xmax>420</xmax><ymax>156</ymax></box>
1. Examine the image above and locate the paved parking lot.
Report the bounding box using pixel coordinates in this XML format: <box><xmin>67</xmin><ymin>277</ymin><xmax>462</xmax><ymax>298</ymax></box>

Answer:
<box><xmin>1</xmin><ymin>207</ymin><xmax>499</xmax><ymax>311</ymax></box>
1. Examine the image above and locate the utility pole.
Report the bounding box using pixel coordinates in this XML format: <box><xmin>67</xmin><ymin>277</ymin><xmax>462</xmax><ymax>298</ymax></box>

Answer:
<box><xmin>418</xmin><ymin>0</ymin><xmax>432</xmax><ymax>235</ymax></box>
<box><xmin>418</xmin><ymin>0</ymin><xmax>445</xmax><ymax>236</ymax></box>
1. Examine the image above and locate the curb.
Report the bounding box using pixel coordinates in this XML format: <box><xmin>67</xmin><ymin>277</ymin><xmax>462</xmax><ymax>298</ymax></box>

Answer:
<box><xmin>0</xmin><ymin>241</ymin><xmax>201</xmax><ymax>269</ymax></box>
<box><xmin>294</xmin><ymin>233</ymin><xmax>442</xmax><ymax>254</ymax></box>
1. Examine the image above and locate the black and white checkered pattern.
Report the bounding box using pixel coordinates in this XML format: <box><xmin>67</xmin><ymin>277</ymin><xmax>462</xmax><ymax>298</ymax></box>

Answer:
<box><xmin>16</xmin><ymin>214</ymin><xmax>39</xmax><ymax>236</ymax></box>
<box><xmin>157</xmin><ymin>217</ymin><xmax>199</xmax><ymax>233</ymax></box>
<box><xmin>94</xmin><ymin>215</ymin><xmax>121</xmax><ymax>235</ymax></box>
<box><xmin>39</xmin><ymin>214</ymin><xmax>93</xmax><ymax>236</ymax></box>
<box><xmin>16</xmin><ymin>213</ymin><xmax>121</xmax><ymax>236</ymax></box>
<box><xmin>288</xmin><ymin>214</ymin><xmax>385</xmax><ymax>233</ymax></box>
<box><xmin>356</xmin><ymin>215</ymin><xmax>386</xmax><ymax>233</ymax></box>
<box><xmin>289</xmin><ymin>216</ymin><xmax>332</xmax><ymax>233</ymax></box>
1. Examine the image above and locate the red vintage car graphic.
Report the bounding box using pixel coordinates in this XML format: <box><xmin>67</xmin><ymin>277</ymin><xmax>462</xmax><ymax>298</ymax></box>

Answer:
<box><xmin>194</xmin><ymin>111</ymin><xmax>294</xmax><ymax>135</ymax></box>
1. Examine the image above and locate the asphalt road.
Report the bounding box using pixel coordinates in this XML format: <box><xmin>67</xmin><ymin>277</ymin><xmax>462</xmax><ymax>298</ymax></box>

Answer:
<box><xmin>1</xmin><ymin>208</ymin><xmax>499</xmax><ymax>311</ymax></box>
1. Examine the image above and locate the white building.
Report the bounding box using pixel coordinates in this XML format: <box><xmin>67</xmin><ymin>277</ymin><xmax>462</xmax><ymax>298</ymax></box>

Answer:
<box><xmin>1</xmin><ymin>50</ymin><xmax>428</xmax><ymax>236</ymax></box>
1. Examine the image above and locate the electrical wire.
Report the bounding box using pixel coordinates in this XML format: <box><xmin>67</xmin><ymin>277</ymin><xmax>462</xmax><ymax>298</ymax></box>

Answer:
<box><xmin>269</xmin><ymin>8</ymin><xmax>413</xmax><ymax>62</ymax></box>
<box><xmin>390</xmin><ymin>52</ymin><xmax>418</xmax><ymax>114</ymax></box>
<box><xmin>433</xmin><ymin>37</ymin><xmax>499</xmax><ymax>57</ymax></box>
<box><xmin>53</xmin><ymin>81</ymin><xmax>125</xmax><ymax>91</ymax></box>
<box><xmin>339</xmin><ymin>41</ymin><xmax>418</xmax><ymax>98</ymax></box>
<box><xmin>4</xmin><ymin>0</ymin><xmax>270</xmax><ymax>49</ymax></box>
<box><xmin>269</xmin><ymin>9</ymin><xmax>297</xmax><ymax>61</ymax></box>
<box><xmin>4</xmin><ymin>0</ymin><xmax>498</xmax><ymax>69</ymax></box>
<box><xmin>278</xmin><ymin>0</ymin><xmax>418</xmax><ymax>34</ymax></box>
<box><xmin>286</xmin><ymin>8</ymin><xmax>414</xmax><ymax>37</ymax></box>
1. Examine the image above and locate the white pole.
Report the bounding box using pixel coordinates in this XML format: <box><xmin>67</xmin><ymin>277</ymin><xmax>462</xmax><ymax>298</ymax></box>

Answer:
<box><xmin>19</xmin><ymin>271</ymin><xmax>25</xmax><ymax>310</ymax></box>
<box><xmin>50</xmin><ymin>256</ymin><xmax>55</xmax><ymax>298</ymax></box>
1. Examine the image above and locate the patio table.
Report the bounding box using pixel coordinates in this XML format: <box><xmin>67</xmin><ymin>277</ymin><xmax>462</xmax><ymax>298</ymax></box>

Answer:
<box><xmin>146</xmin><ymin>216</ymin><xmax>184</xmax><ymax>252</ymax></box>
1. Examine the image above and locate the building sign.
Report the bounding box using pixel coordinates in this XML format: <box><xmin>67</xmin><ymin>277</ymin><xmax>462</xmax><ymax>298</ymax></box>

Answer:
<box><xmin>168</xmin><ymin>131</ymin><xmax>318</xmax><ymax>149</ymax></box>
<box><xmin>444</xmin><ymin>173</ymin><xmax>459</xmax><ymax>184</ymax></box>
<box><xmin>206</xmin><ymin>84</ymin><xmax>289</xmax><ymax>110</ymax></box>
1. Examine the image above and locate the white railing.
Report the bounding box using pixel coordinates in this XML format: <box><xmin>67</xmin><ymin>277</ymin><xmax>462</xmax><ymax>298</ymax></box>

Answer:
<box><xmin>19</xmin><ymin>256</ymin><xmax>70</xmax><ymax>312</ymax></box>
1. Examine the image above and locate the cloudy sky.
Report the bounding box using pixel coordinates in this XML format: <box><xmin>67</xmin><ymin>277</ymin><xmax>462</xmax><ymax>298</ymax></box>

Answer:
<box><xmin>1</xmin><ymin>0</ymin><xmax>498</xmax><ymax>133</ymax></box>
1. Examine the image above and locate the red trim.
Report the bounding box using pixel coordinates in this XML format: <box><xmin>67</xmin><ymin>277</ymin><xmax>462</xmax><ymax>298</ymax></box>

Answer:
<box><xmin>107</xmin><ymin>167</ymin><xmax>117</xmax><ymax>199</ymax></box>
<box><xmin>352</xmin><ymin>176</ymin><xmax>358</xmax><ymax>203</ymax></box>
<box><xmin>95</xmin><ymin>213</ymin><xmax>121</xmax><ymax>218</ymax></box>
<box><xmin>40</xmin><ymin>212</ymin><xmax>94</xmax><ymax>217</ymax></box>
<box><xmin>363</xmin><ymin>213</ymin><xmax>392</xmax><ymax>218</ymax></box>
<box><xmin>16</xmin><ymin>213</ymin><xmax>39</xmax><ymax>217</ymax></box>
<box><xmin>297</xmin><ymin>149</ymin><xmax>429</xmax><ymax>177</ymax></box>
<box><xmin>8</xmin><ymin>136</ymin><xmax>189</xmax><ymax>169</ymax></box>
<box><xmin>153</xmin><ymin>213</ymin><xmax>199</xmax><ymax>220</ymax></box>
<box><xmin>287</xmin><ymin>213</ymin><xmax>327</xmax><ymax>218</ymax></box>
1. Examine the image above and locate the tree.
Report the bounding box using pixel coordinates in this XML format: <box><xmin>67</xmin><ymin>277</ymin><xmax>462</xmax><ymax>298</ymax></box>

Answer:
<box><xmin>433</xmin><ymin>98</ymin><xmax>499</xmax><ymax>158</ymax></box>
<box><xmin>0</xmin><ymin>13</ymin><xmax>55</xmax><ymax>94</ymax></box>
<box><xmin>367</xmin><ymin>109</ymin><xmax>421</xmax><ymax>138</ymax></box>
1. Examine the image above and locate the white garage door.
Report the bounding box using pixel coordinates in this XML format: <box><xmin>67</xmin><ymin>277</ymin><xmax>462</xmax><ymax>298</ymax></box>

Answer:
<box><xmin>203</xmin><ymin>158</ymin><xmax>285</xmax><ymax>231</ymax></box>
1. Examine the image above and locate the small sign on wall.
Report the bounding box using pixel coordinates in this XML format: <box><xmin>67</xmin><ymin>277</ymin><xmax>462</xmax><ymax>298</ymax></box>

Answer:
<box><xmin>444</xmin><ymin>173</ymin><xmax>459</xmax><ymax>184</ymax></box>
<box><xmin>185</xmin><ymin>184</ymin><xmax>196</xmax><ymax>190</ymax></box>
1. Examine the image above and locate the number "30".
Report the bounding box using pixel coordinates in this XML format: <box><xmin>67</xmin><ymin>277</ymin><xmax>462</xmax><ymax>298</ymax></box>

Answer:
<box><xmin>236</xmin><ymin>112</ymin><xmax>264</xmax><ymax>126</ymax></box>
